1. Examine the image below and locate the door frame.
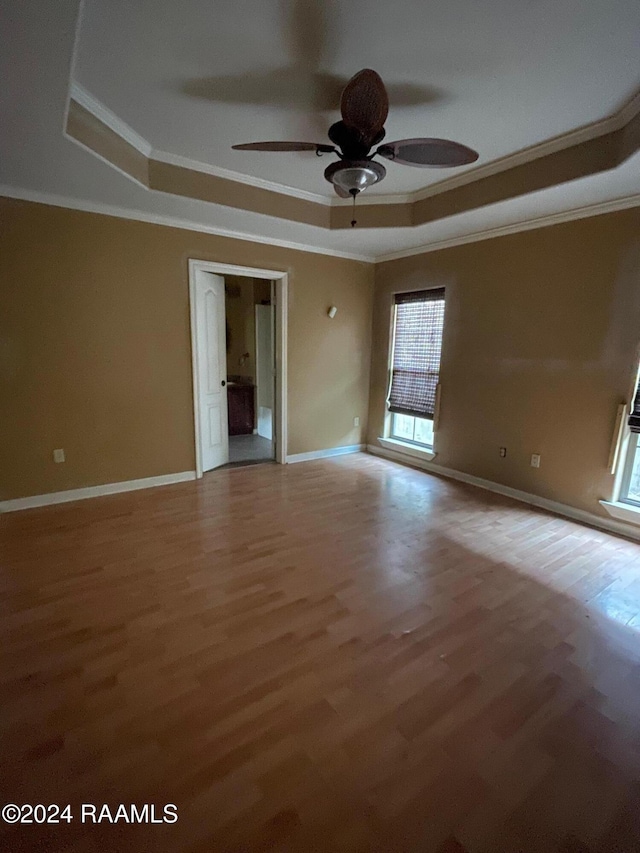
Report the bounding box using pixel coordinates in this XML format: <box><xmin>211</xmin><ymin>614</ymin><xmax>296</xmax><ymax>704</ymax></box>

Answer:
<box><xmin>188</xmin><ymin>259</ymin><xmax>288</xmax><ymax>476</ymax></box>
<box><xmin>254</xmin><ymin>302</ymin><xmax>274</xmax><ymax>441</ymax></box>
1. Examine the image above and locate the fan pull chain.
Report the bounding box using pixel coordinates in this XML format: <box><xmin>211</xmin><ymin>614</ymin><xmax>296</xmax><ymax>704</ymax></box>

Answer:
<box><xmin>350</xmin><ymin>190</ymin><xmax>357</xmax><ymax>228</ymax></box>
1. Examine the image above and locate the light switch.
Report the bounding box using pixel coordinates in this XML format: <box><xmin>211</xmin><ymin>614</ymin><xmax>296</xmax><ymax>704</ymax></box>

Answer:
<box><xmin>53</xmin><ymin>449</ymin><xmax>65</xmax><ymax>463</ymax></box>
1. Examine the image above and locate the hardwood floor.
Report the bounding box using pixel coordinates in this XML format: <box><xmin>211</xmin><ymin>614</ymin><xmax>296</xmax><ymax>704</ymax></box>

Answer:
<box><xmin>1</xmin><ymin>453</ymin><xmax>640</xmax><ymax>853</ymax></box>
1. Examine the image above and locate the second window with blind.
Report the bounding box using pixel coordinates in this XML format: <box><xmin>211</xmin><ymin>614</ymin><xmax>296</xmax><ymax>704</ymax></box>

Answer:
<box><xmin>387</xmin><ymin>288</ymin><xmax>446</xmax><ymax>450</ymax></box>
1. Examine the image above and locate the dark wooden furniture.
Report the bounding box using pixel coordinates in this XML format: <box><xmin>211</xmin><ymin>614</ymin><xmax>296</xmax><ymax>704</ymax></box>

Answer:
<box><xmin>227</xmin><ymin>383</ymin><xmax>254</xmax><ymax>435</ymax></box>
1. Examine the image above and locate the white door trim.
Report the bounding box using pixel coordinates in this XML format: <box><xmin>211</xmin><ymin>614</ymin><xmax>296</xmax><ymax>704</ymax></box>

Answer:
<box><xmin>255</xmin><ymin>302</ymin><xmax>274</xmax><ymax>441</ymax></box>
<box><xmin>188</xmin><ymin>260</ymin><xmax>288</xmax><ymax>476</ymax></box>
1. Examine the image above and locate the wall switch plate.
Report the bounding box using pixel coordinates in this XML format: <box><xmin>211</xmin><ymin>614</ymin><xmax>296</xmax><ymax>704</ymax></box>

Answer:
<box><xmin>531</xmin><ymin>453</ymin><xmax>541</xmax><ymax>468</ymax></box>
<box><xmin>499</xmin><ymin>447</ymin><xmax>507</xmax><ymax>458</ymax></box>
<box><xmin>53</xmin><ymin>448</ymin><xmax>65</xmax><ymax>463</ymax></box>
<box><xmin>354</xmin><ymin>416</ymin><xmax>360</xmax><ymax>427</ymax></box>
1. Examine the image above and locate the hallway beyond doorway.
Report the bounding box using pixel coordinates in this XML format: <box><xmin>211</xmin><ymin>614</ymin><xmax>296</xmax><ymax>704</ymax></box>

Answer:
<box><xmin>228</xmin><ymin>433</ymin><xmax>273</xmax><ymax>464</ymax></box>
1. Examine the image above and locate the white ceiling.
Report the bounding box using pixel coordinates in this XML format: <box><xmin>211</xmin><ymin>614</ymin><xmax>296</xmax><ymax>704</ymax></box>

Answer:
<box><xmin>1</xmin><ymin>0</ymin><xmax>639</xmax><ymax>261</ymax></box>
<box><xmin>74</xmin><ymin>0</ymin><xmax>640</xmax><ymax>197</ymax></box>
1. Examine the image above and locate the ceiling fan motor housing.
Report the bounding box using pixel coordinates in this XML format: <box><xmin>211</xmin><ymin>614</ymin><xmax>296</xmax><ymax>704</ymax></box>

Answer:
<box><xmin>324</xmin><ymin>159</ymin><xmax>386</xmax><ymax>195</ymax></box>
<box><xmin>232</xmin><ymin>70</ymin><xmax>479</xmax><ymax>200</ymax></box>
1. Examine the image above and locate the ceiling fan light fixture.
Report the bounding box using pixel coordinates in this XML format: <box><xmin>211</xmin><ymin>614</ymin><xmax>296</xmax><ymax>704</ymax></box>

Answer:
<box><xmin>233</xmin><ymin>69</ymin><xmax>478</xmax><ymax>212</ymax></box>
<box><xmin>324</xmin><ymin>159</ymin><xmax>386</xmax><ymax>195</ymax></box>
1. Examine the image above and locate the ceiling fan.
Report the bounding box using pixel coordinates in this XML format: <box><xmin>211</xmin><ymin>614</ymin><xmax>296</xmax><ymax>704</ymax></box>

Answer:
<box><xmin>232</xmin><ymin>69</ymin><xmax>478</xmax><ymax>224</ymax></box>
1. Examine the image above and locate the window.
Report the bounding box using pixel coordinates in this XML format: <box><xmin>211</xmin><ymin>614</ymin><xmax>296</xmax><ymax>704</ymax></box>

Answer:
<box><xmin>387</xmin><ymin>288</ymin><xmax>445</xmax><ymax>450</ymax></box>
<box><xmin>621</xmin><ymin>379</ymin><xmax>640</xmax><ymax>505</ymax></box>
<box><xmin>391</xmin><ymin>413</ymin><xmax>435</xmax><ymax>447</ymax></box>
<box><xmin>623</xmin><ymin>434</ymin><xmax>640</xmax><ymax>505</ymax></box>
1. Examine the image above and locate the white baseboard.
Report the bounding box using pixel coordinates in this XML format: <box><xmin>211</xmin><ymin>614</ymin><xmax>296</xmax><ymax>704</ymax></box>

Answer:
<box><xmin>286</xmin><ymin>444</ymin><xmax>365</xmax><ymax>464</ymax></box>
<box><xmin>366</xmin><ymin>444</ymin><xmax>640</xmax><ymax>542</ymax></box>
<box><xmin>0</xmin><ymin>471</ymin><xmax>197</xmax><ymax>513</ymax></box>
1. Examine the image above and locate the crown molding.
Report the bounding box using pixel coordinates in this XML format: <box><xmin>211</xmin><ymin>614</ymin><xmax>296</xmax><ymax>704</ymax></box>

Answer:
<box><xmin>333</xmin><ymin>189</ymin><xmax>413</xmax><ymax>206</ymax></box>
<box><xmin>408</xmin><ymin>87</ymin><xmax>640</xmax><ymax>205</ymax></box>
<box><xmin>151</xmin><ymin>150</ymin><xmax>333</xmax><ymax>206</ymax></box>
<box><xmin>160</xmin><ymin>87</ymin><xmax>639</xmax><ymax>210</ymax></box>
<box><xmin>68</xmin><ymin>81</ymin><xmax>640</xmax><ymax>214</ymax></box>
<box><xmin>62</xmin><ymin>0</ymin><xmax>86</xmax><ymax>134</ymax></box>
<box><xmin>69</xmin><ymin>84</ymin><xmax>336</xmax><ymax>205</ymax></box>
<box><xmin>69</xmin><ymin>82</ymin><xmax>153</xmax><ymax>157</ymax></box>
<box><xmin>63</xmin><ymin>128</ymin><xmax>149</xmax><ymax>189</ymax></box>
<box><xmin>70</xmin><ymin>83</ymin><xmax>334</xmax><ymax>205</ymax></box>
<box><xmin>376</xmin><ymin>193</ymin><xmax>640</xmax><ymax>262</ymax></box>
<box><xmin>0</xmin><ymin>185</ymin><xmax>373</xmax><ymax>262</ymax></box>
<box><xmin>616</xmin><ymin>86</ymin><xmax>640</xmax><ymax>126</ymax></box>
<box><xmin>3</xmin><ymin>185</ymin><xmax>639</xmax><ymax>265</ymax></box>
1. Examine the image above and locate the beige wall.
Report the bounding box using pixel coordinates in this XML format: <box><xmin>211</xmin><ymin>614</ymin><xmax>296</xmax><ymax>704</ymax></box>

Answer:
<box><xmin>0</xmin><ymin>198</ymin><xmax>374</xmax><ymax>500</ymax></box>
<box><xmin>369</xmin><ymin>209</ymin><xmax>640</xmax><ymax>516</ymax></box>
<box><xmin>4</xmin><ymin>195</ymin><xmax>639</xmax><ymax>517</ymax></box>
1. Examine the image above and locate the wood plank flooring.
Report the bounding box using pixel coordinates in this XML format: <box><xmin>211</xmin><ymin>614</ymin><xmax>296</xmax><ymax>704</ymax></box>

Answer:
<box><xmin>1</xmin><ymin>453</ymin><xmax>640</xmax><ymax>852</ymax></box>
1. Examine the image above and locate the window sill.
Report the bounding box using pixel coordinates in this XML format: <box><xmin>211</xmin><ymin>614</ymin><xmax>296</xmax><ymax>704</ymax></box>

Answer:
<box><xmin>599</xmin><ymin>500</ymin><xmax>640</xmax><ymax>526</ymax></box>
<box><xmin>378</xmin><ymin>437</ymin><xmax>436</xmax><ymax>462</ymax></box>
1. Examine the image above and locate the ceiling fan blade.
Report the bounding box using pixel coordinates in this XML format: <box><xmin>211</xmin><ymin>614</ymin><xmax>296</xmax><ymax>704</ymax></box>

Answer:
<box><xmin>340</xmin><ymin>69</ymin><xmax>389</xmax><ymax>141</ymax></box>
<box><xmin>232</xmin><ymin>141</ymin><xmax>336</xmax><ymax>152</ymax></box>
<box><xmin>377</xmin><ymin>138</ymin><xmax>479</xmax><ymax>167</ymax></box>
<box><xmin>333</xmin><ymin>185</ymin><xmax>351</xmax><ymax>199</ymax></box>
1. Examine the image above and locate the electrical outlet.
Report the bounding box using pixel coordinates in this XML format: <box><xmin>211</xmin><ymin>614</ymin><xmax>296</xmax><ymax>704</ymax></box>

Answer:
<box><xmin>354</xmin><ymin>416</ymin><xmax>360</xmax><ymax>427</ymax></box>
<box><xmin>53</xmin><ymin>448</ymin><xmax>65</xmax><ymax>463</ymax></box>
<box><xmin>531</xmin><ymin>453</ymin><xmax>541</xmax><ymax>468</ymax></box>
<box><xmin>499</xmin><ymin>447</ymin><xmax>507</xmax><ymax>458</ymax></box>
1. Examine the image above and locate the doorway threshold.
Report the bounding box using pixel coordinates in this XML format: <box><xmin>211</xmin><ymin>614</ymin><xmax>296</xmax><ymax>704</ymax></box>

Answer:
<box><xmin>216</xmin><ymin>459</ymin><xmax>276</xmax><ymax>471</ymax></box>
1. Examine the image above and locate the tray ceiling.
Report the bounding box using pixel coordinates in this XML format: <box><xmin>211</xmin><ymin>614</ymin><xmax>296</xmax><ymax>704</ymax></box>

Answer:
<box><xmin>1</xmin><ymin>0</ymin><xmax>639</xmax><ymax>260</ymax></box>
<box><xmin>74</xmin><ymin>0</ymin><xmax>640</xmax><ymax>199</ymax></box>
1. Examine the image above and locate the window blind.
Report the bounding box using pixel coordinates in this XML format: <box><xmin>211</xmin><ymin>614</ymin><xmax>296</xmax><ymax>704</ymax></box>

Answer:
<box><xmin>629</xmin><ymin>381</ymin><xmax>640</xmax><ymax>434</ymax></box>
<box><xmin>387</xmin><ymin>288</ymin><xmax>445</xmax><ymax>420</ymax></box>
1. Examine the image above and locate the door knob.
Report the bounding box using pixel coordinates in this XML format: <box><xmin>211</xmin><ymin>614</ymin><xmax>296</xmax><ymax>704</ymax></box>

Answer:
<box><xmin>221</xmin><ymin>380</ymin><xmax>226</xmax><ymax>387</ymax></box>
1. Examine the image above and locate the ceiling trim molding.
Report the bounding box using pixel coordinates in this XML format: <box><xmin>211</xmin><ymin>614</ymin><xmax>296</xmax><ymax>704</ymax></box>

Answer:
<box><xmin>70</xmin><ymin>83</ymin><xmax>333</xmax><ymax>204</ymax></box>
<box><xmin>64</xmin><ymin>108</ymin><xmax>149</xmax><ymax>189</ymax></box>
<box><xmin>151</xmin><ymin>150</ymin><xmax>333</xmax><ymax>206</ymax></box>
<box><xmin>332</xmin><ymin>189</ymin><xmax>414</xmax><ymax>206</ymax></box>
<box><xmin>3</xmin><ymin>185</ymin><xmax>638</xmax><ymax>266</ymax></box>
<box><xmin>405</xmin><ymin>87</ymin><xmax>640</xmax><ymax>205</ymax></box>
<box><xmin>67</xmin><ymin>86</ymin><xmax>640</xmax><ymax>232</ymax></box>
<box><xmin>66</xmin><ymin>97</ymin><xmax>331</xmax><ymax>228</ymax></box>
<box><xmin>0</xmin><ymin>185</ymin><xmax>373</xmax><ymax>262</ymax></box>
<box><xmin>617</xmin><ymin>87</ymin><xmax>640</xmax><ymax>126</ymax></box>
<box><xmin>70</xmin><ymin>82</ymin><xmax>153</xmax><ymax>157</ymax></box>
<box><xmin>148</xmin><ymin>157</ymin><xmax>329</xmax><ymax>228</ymax></box>
<box><xmin>376</xmin><ymin>193</ymin><xmax>640</xmax><ymax>262</ymax></box>
<box><xmin>69</xmin><ymin>81</ymin><xmax>640</xmax><ymax>211</ymax></box>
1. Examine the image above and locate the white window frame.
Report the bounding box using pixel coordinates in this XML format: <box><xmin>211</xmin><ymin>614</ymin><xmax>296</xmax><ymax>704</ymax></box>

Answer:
<box><xmin>600</xmin><ymin>377</ymin><xmax>640</xmax><ymax>526</ymax></box>
<box><xmin>619</xmin><ymin>432</ymin><xmax>640</xmax><ymax>507</ymax></box>
<box><xmin>379</xmin><ymin>292</ymin><xmax>443</xmax><ymax>462</ymax></box>
<box><xmin>389</xmin><ymin>412</ymin><xmax>435</xmax><ymax>450</ymax></box>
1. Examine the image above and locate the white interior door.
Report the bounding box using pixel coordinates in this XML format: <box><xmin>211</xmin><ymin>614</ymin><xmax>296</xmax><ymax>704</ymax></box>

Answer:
<box><xmin>195</xmin><ymin>271</ymin><xmax>228</xmax><ymax>471</ymax></box>
<box><xmin>255</xmin><ymin>303</ymin><xmax>274</xmax><ymax>441</ymax></box>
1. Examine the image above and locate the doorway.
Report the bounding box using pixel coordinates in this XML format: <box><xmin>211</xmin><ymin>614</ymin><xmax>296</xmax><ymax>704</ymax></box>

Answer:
<box><xmin>189</xmin><ymin>260</ymin><xmax>288</xmax><ymax>477</ymax></box>
<box><xmin>225</xmin><ymin>276</ymin><xmax>274</xmax><ymax>464</ymax></box>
